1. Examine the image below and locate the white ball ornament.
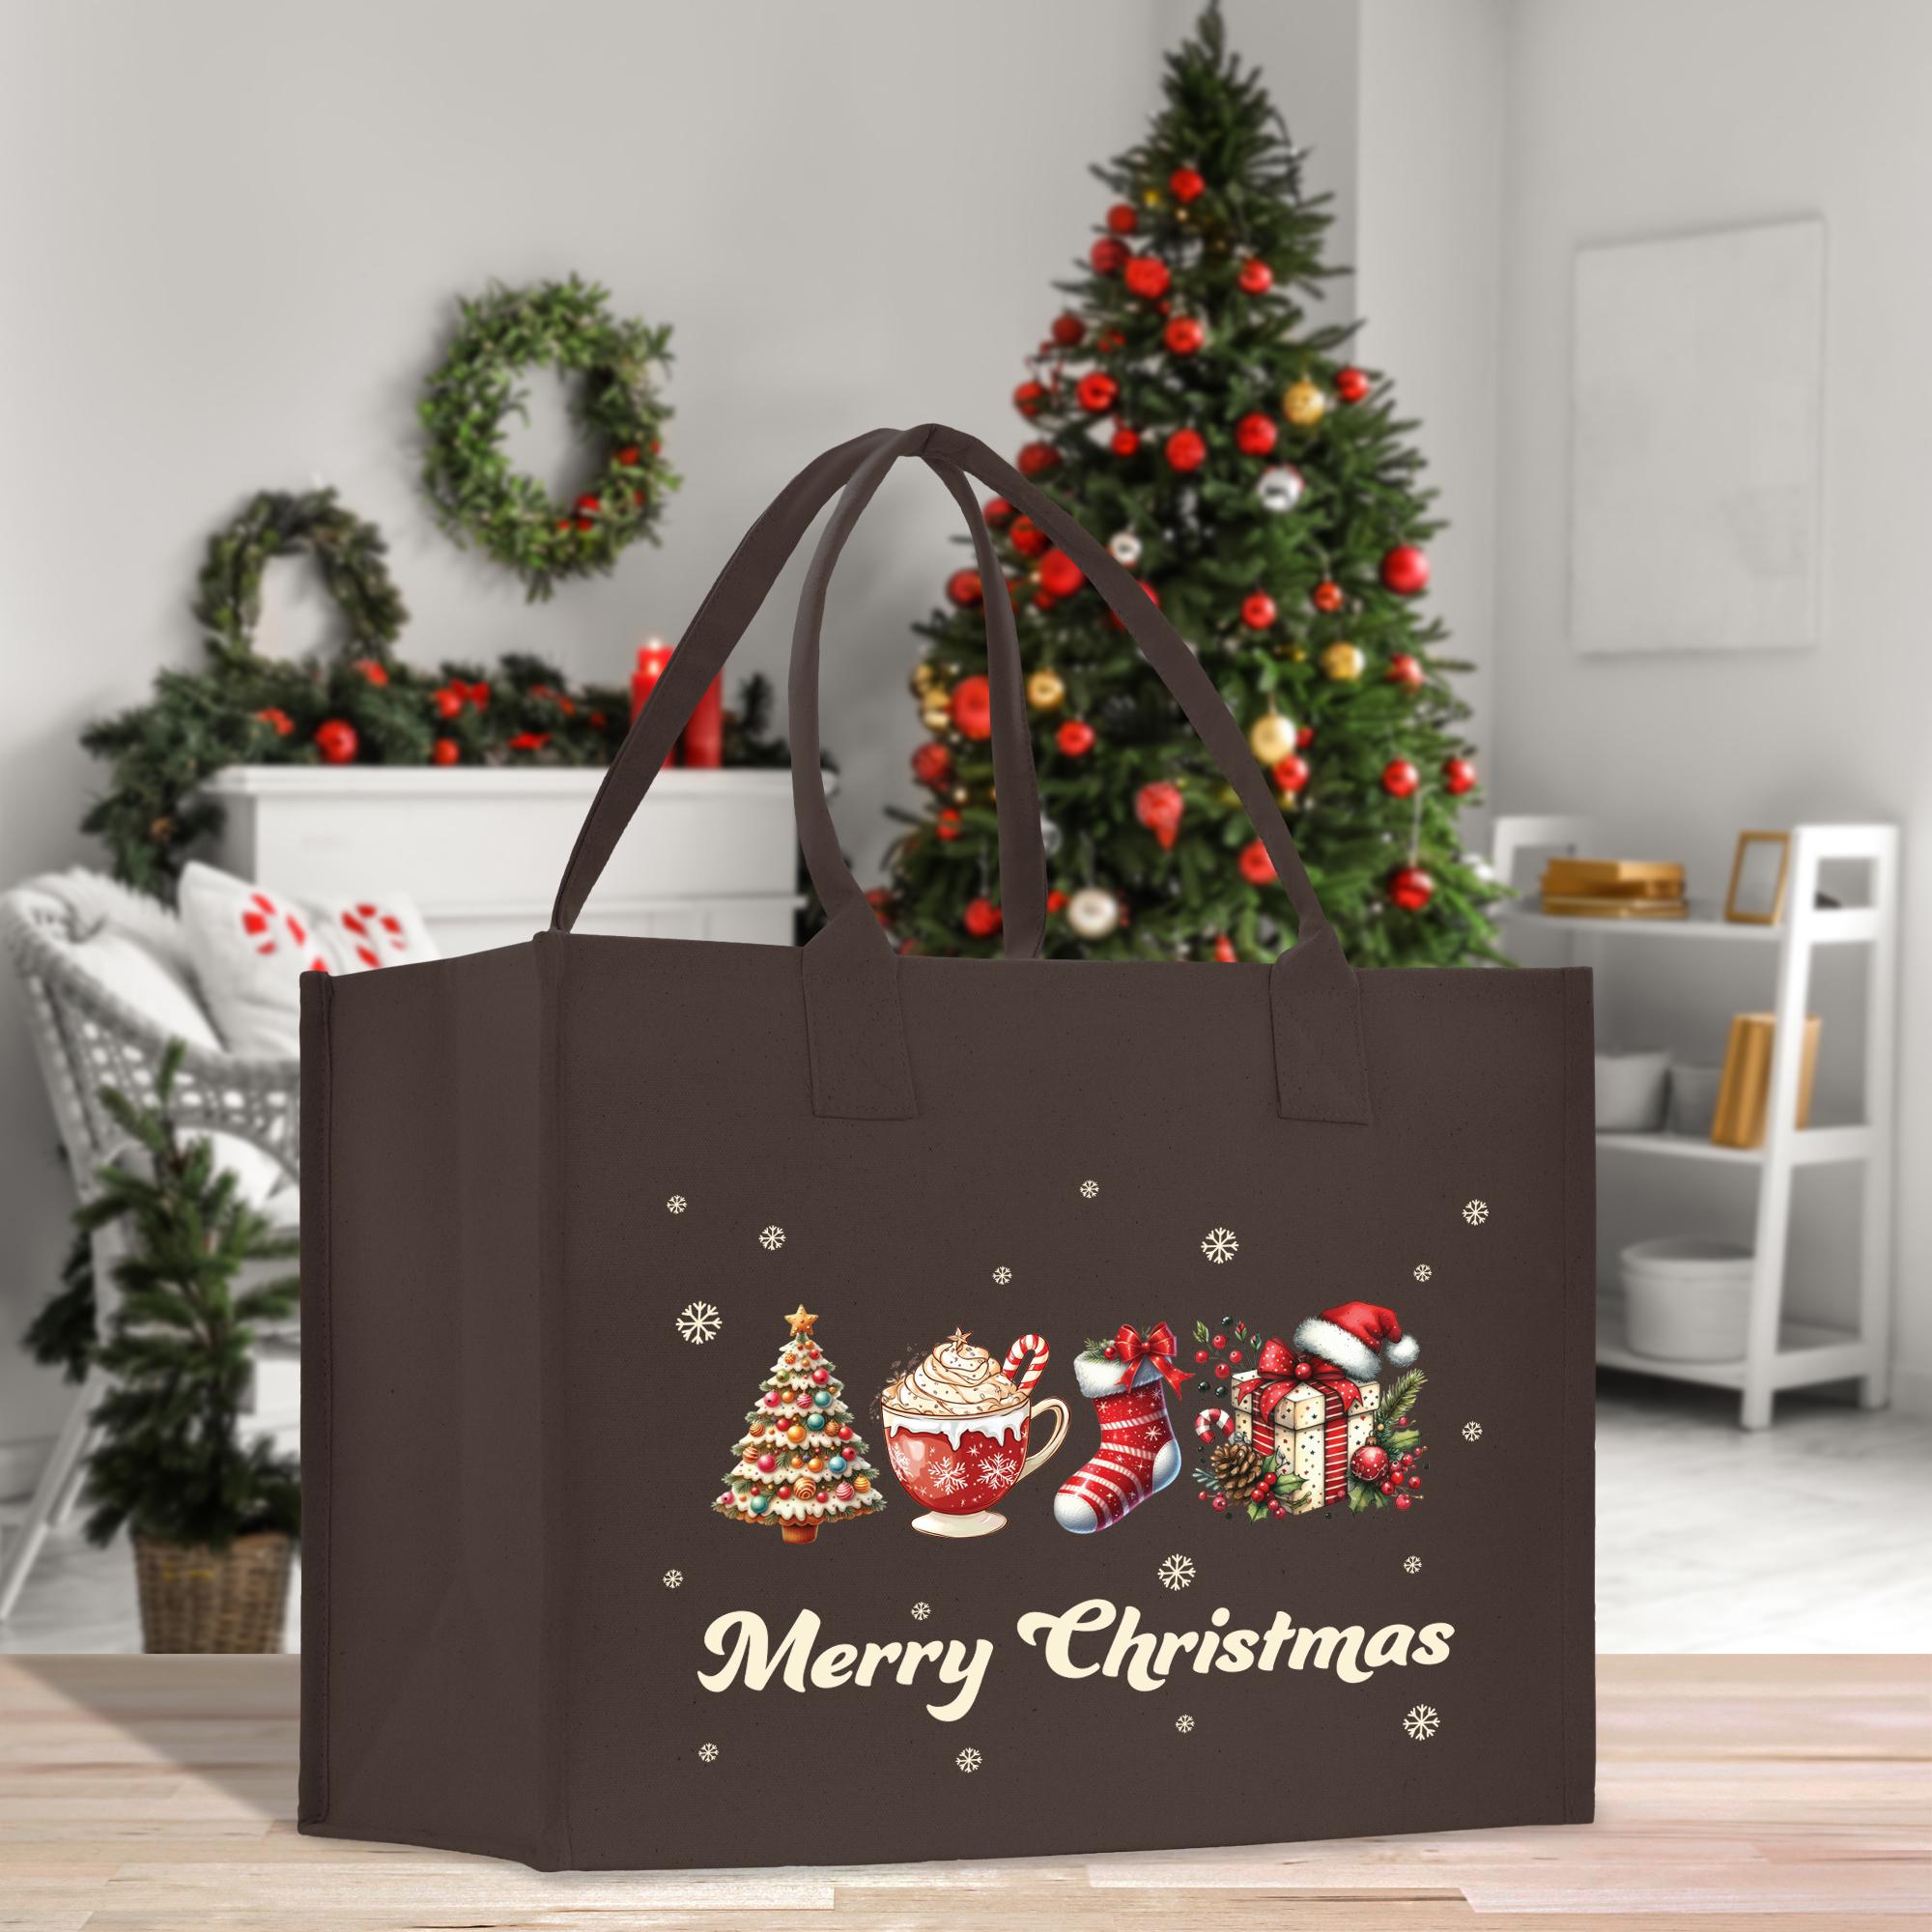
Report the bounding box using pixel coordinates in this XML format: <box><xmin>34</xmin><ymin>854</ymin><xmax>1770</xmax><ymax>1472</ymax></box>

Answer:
<box><xmin>1107</xmin><ymin>530</ymin><xmax>1144</xmax><ymax>568</ymax></box>
<box><xmin>1065</xmin><ymin>887</ymin><xmax>1122</xmax><ymax>941</ymax></box>
<box><xmin>1257</xmin><ymin>465</ymin><xmax>1307</xmax><ymax>514</ymax></box>
<box><xmin>1039</xmin><ymin>812</ymin><xmax>1064</xmax><ymax>858</ymax></box>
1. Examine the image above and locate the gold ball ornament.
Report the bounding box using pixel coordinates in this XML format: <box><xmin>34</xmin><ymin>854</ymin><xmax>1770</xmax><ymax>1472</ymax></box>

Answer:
<box><xmin>1027</xmin><ymin>668</ymin><xmax>1066</xmax><ymax>711</ymax></box>
<box><xmin>922</xmin><ymin>699</ymin><xmax>953</xmax><ymax>733</ymax></box>
<box><xmin>792</xmin><ymin>1474</ymin><xmax>819</xmax><ymax>1504</ymax></box>
<box><xmin>786</xmin><ymin>1423</ymin><xmax>807</xmax><ymax>1444</ymax></box>
<box><xmin>1246</xmin><ymin>711</ymin><xmax>1298</xmax><ymax>765</ymax></box>
<box><xmin>1283</xmin><ymin>379</ymin><xmax>1328</xmax><ymax>429</ymax></box>
<box><xmin>855</xmin><ymin>1474</ymin><xmax>871</xmax><ymax>1492</ymax></box>
<box><xmin>1321</xmin><ymin>641</ymin><xmax>1366</xmax><ymax>682</ymax></box>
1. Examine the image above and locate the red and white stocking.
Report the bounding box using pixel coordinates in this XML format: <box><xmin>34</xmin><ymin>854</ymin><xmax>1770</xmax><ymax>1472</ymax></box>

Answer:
<box><xmin>1053</xmin><ymin>1352</ymin><xmax>1181</xmax><ymax>1533</ymax></box>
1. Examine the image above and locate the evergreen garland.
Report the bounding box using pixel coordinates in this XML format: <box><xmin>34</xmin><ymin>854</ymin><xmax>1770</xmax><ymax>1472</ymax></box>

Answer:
<box><xmin>418</xmin><ymin>276</ymin><xmax>677</xmax><ymax>600</ymax></box>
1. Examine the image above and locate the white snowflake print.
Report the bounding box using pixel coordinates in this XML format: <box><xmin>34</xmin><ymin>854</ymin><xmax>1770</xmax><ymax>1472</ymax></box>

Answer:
<box><xmin>911</xmin><ymin>1602</ymin><xmax>931</xmax><ymax>1621</ymax></box>
<box><xmin>1175</xmin><ymin>1714</ymin><xmax>1196</xmax><ymax>1734</ymax></box>
<box><xmin>992</xmin><ymin>1265</ymin><xmax>1012</xmax><ymax>1285</ymax></box>
<box><xmin>1413</xmin><ymin>1263</ymin><xmax>1432</xmax><ymax>1282</ymax></box>
<box><xmin>663</xmin><ymin>1569</ymin><xmax>683</xmax><ymax>1589</ymax></box>
<box><xmin>1157</xmin><ymin>1553</ymin><xmax>1197</xmax><ymax>1592</ymax></box>
<box><xmin>1080</xmin><ymin>1179</ymin><xmax>1100</xmax><ymax>1199</ymax></box>
<box><xmin>675</xmin><ymin>1300</ymin><xmax>722</xmax><ymax>1346</ymax></box>
<box><xmin>1463</xmin><ymin>1420</ymin><xmax>1483</xmax><ymax>1442</ymax></box>
<box><xmin>759</xmin><ymin>1225</ymin><xmax>786</xmax><ymax>1251</ymax></box>
<box><xmin>698</xmin><ymin>1742</ymin><xmax>720</xmax><ymax>1763</ymax></box>
<box><xmin>931</xmin><ymin>1463</ymin><xmax>972</xmax><ymax>1496</ymax></box>
<box><xmin>1404</xmin><ymin>1555</ymin><xmax>1422</xmax><ymax>1576</ymax></box>
<box><xmin>981</xmin><ymin>1449</ymin><xmax>1022</xmax><ymax>1490</ymax></box>
<box><xmin>666</xmin><ymin>1194</ymin><xmax>686</xmax><ymax>1214</ymax></box>
<box><xmin>1463</xmin><ymin>1200</ymin><xmax>1489</xmax><ymax>1225</ymax></box>
<box><xmin>956</xmin><ymin>1747</ymin><xmax>983</xmax><ymax>1774</ymax></box>
<box><xmin>1404</xmin><ymin>1705</ymin><xmax>1440</xmax><ymax>1742</ymax></box>
<box><xmin>1201</xmin><ymin>1226</ymin><xmax>1239</xmax><ymax>1264</ymax></box>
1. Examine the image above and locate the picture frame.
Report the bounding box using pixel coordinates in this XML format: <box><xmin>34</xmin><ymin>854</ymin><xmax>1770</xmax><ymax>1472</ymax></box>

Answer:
<box><xmin>1724</xmin><ymin>830</ymin><xmax>1792</xmax><ymax>924</ymax></box>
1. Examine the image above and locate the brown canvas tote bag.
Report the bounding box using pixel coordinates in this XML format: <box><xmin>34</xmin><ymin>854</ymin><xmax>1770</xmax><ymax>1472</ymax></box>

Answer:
<box><xmin>299</xmin><ymin>422</ymin><xmax>1595</xmax><ymax>1871</ymax></box>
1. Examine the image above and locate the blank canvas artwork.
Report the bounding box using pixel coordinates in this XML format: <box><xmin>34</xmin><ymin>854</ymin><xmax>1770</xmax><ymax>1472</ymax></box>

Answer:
<box><xmin>1570</xmin><ymin>218</ymin><xmax>1825</xmax><ymax>655</ymax></box>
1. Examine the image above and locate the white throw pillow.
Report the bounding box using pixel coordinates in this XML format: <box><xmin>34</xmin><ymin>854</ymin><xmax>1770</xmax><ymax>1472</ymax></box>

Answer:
<box><xmin>179</xmin><ymin>862</ymin><xmax>440</xmax><ymax>1060</ymax></box>
<box><xmin>61</xmin><ymin>923</ymin><xmax>290</xmax><ymax>1208</ymax></box>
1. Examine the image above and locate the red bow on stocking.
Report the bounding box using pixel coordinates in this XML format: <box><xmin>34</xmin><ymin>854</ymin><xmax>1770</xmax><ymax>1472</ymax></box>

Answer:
<box><xmin>1115</xmin><ymin>1322</ymin><xmax>1189</xmax><ymax>1392</ymax></box>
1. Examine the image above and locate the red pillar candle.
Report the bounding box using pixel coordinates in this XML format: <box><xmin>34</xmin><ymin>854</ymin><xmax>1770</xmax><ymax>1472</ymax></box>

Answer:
<box><xmin>682</xmin><ymin>673</ymin><xmax>724</xmax><ymax>768</ymax></box>
<box><xmin>630</xmin><ymin>639</ymin><xmax>677</xmax><ymax>764</ymax></box>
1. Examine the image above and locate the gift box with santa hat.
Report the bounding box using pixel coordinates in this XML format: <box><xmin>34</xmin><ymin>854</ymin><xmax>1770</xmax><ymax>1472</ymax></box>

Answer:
<box><xmin>1232</xmin><ymin>1302</ymin><xmax>1420</xmax><ymax>1514</ymax></box>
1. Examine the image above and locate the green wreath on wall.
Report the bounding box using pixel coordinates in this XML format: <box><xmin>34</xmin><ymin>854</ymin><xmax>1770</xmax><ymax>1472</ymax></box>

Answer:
<box><xmin>418</xmin><ymin>276</ymin><xmax>677</xmax><ymax>601</ymax></box>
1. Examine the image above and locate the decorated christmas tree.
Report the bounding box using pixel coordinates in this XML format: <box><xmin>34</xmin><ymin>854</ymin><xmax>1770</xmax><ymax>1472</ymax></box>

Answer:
<box><xmin>714</xmin><ymin>1305</ymin><xmax>884</xmax><ymax>1546</ymax></box>
<box><xmin>879</xmin><ymin>4</ymin><xmax>1499</xmax><ymax>968</ymax></box>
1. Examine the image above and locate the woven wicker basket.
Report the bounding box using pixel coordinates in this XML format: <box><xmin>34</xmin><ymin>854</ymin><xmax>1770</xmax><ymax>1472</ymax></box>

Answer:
<box><xmin>132</xmin><ymin>1531</ymin><xmax>294</xmax><ymax>1653</ymax></box>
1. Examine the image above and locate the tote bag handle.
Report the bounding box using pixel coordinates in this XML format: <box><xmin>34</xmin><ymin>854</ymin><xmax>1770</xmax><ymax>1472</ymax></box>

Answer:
<box><xmin>553</xmin><ymin>423</ymin><xmax>1371</xmax><ymax>1129</ymax></box>
<box><xmin>551</xmin><ymin>427</ymin><xmax>1048</xmax><ymax>957</ymax></box>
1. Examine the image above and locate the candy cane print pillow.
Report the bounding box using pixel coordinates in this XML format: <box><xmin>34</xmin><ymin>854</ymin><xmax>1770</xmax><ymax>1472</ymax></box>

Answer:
<box><xmin>179</xmin><ymin>862</ymin><xmax>439</xmax><ymax>1058</ymax></box>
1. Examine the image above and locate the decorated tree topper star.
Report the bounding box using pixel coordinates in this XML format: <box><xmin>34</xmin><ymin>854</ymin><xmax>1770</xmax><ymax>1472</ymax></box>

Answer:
<box><xmin>784</xmin><ymin>1303</ymin><xmax>819</xmax><ymax>1336</ymax></box>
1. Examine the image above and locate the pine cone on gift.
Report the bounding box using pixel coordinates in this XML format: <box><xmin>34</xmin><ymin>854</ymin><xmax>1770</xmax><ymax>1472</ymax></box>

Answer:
<box><xmin>1210</xmin><ymin>1439</ymin><xmax>1264</xmax><ymax>1498</ymax></box>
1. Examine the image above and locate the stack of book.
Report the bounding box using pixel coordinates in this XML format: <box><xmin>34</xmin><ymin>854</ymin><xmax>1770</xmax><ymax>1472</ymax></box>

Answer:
<box><xmin>1539</xmin><ymin>859</ymin><xmax>1687</xmax><ymax>920</ymax></box>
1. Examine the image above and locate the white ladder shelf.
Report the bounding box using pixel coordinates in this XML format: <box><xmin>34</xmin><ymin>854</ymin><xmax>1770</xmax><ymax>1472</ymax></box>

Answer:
<box><xmin>1492</xmin><ymin>818</ymin><xmax>1899</xmax><ymax>1430</ymax></box>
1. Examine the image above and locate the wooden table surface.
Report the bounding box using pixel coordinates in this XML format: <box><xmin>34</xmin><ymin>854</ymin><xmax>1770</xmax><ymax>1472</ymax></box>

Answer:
<box><xmin>2</xmin><ymin>1654</ymin><xmax>1925</xmax><ymax>1929</ymax></box>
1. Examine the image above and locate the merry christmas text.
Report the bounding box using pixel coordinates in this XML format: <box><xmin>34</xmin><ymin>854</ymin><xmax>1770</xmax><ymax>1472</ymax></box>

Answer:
<box><xmin>696</xmin><ymin>1597</ymin><xmax>1455</xmax><ymax>1722</ymax></box>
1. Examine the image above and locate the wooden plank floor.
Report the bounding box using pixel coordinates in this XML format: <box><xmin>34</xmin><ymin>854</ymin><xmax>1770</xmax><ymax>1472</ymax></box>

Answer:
<box><xmin>0</xmin><ymin>1655</ymin><xmax>1925</xmax><ymax>1929</ymax></box>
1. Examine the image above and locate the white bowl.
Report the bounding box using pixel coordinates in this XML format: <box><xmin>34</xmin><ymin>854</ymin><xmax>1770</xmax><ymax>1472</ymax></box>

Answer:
<box><xmin>1621</xmin><ymin>1236</ymin><xmax>1754</xmax><ymax>1361</ymax></box>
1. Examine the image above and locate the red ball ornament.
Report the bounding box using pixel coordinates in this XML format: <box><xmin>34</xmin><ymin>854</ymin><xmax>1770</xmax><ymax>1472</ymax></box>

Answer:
<box><xmin>1037</xmin><ymin>550</ymin><xmax>1084</xmax><ymax>599</ymax></box>
<box><xmin>1213</xmin><ymin>934</ymin><xmax>1237</xmax><ymax>963</ymax></box>
<box><xmin>1310</xmin><ymin>579</ymin><xmax>1345</xmax><ymax>613</ymax></box>
<box><xmin>1046</xmin><ymin>890</ymin><xmax>1068</xmax><ymax>914</ymax></box>
<box><xmin>950</xmin><ymin>675</ymin><xmax>993</xmax><ymax>741</ymax></box>
<box><xmin>1442</xmin><ymin>756</ymin><xmax>1478</xmax><ymax>796</ymax></box>
<box><xmin>1134</xmin><ymin>780</ymin><xmax>1184</xmax><ymax>850</ymax></box>
<box><xmin>1165</xmin><ymin>428</ymin><xmax>1208</xmax><ymax>473</ymax></box>
<box><xmin>1387</xmin><ymin>865</ymin><xmax>1435</xmax><ymax>913</ymax></box>
<box><xmin>1164</xmin><ymin>316</ymin><xmax>1206</xmax><ymax>355</ymax></box>
<box><xmin>1334</xmin><ymin>365</ymin><xmax>1372</xmax><ymax>405</ymax></box>
<box><xmin>1240</xmin><ymin>591</ymin><xmax>1278</xmax><ymax>630</ymax></box>
<box><xmin>982</xmin><ymin>497</ymin><xmax>1013</xmax><ymax>528</ymax></box>
<box><xmin>1110</xmin><ymin>425</ymin><xmax>1142</xmax><ymax>458</ymax></box>
<box><xmin>1296</xmin><ymin>724</ymin><xmax>1316</xmax><ymax>750</ymax></box>
<box><xmin>1350</xmin><ymin>1444</ymin><xmax>1391</xmax><ymax>1484</ymax></box>
<box><xmin>1075</xmin><ymin>371</ymin><xmax>1119</xmax><ymax>413</ymax></box>
<box><xmin>1105</xmin><ymin>202</ymin><xmax>1138</xmax><ymax>235</ymax></box>
<box><xmin>946</xmin><ymin>568</ymin><xmax>983</xmax><ymax>608</ymax></box>
<box><xmin>314</xmin><ymin>720</ymin><xmax>358</xmax><ymax>765</ymax></box>
<box><xmin>430</xmin><ymin>737</ymin><xmax>459</xmax><ymax>767</ymax></box>
<box><xmin>1273</xmin><ymin>753</ymin><xmax>1311</xmax><ymax>795</ymax></box>
<box><xmin>1236</xmin><ymin>257</ymin><xmax>1274</xmax><ymax>295</ymax></box>
<box><xmin>1169</xmin><ymin>165</ymin><xmax>1206</xmax><ymax>203</ymax></box>
<box><xmin>1056</xmin><ymin>719</ymin><xmax>1096</xmax><ymax>757</ymax></box>
<box><xmin>1237</xmin><ymin>838</ymin><xmax>1276</xmax><ymax>887</ymax></box>
<box><xmin>1012</xmin><ymin>380</ymin><xmax>1047</xmax><ymax>418</ymax></box>
<box><xmin>1381</xmin><ymin>758</ymin><xmax>1420</xmax><ymax>799</ymax></box>
<box><xmin>963</xmin><ymin>897</ymin><xmax>1003</xmax><ymax>939</ymax></box>
<box><xmin>1009</xmin><ymin>516</ymin><xmax>1049</xmax><ymax>559</ymax></box>
<box><xmin>911</xmin><ymin>742</ymin><xmax>952</xmax><ymax>788</ymax></box>
<box><xmin>1386</xmin><ymin>652</ymin><xmax>1426</xmax><ymax>692</ymax></box>
<box><xmin>1051</xmin><ymin>312</ymin><xmax>1085</xmax><ymax>348</ymax></box>
<box><xmin>1017</xmin><ymin>440</ymin><xmax>1060</xmax><ymax>478</ymax></box>
<box><xmin>1380</xmin><ymin>543</ymin><xmax>1431</xmax><ymax>595</ymax></box>
<box><xmin>430</xmin><ymin>686</ymin><xmax>463</xmax><ymax>721</ymax></box>
<box><xmin>1123</xmin><ymin>255</ymin><xmax>1172</xmax><ymax>300</ymax></box>
<box><xmin>1235</xmin><ymin>412</ymin><xmax>1278</xmax><ymax>457</ymax></box>
<box><xmin>1090</xmin><ymin>237</ymin><xmax>1128</xmax><ymax>276</ymax></box>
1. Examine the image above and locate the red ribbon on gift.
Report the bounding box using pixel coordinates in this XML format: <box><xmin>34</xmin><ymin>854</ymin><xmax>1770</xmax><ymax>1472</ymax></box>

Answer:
<box><xmin>1242</xmin><ymin>1337</ymin><xmax>1363</xmax><ymax>1503</ymax></box>
<box><xmin>1115</xmin><ymin>1322</ymin><xmax>1189</xmax><ymax>1393</ymax></box>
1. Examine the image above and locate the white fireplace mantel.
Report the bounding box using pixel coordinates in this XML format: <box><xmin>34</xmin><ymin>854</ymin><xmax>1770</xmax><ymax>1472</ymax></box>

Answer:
<box><xmin>200</xmin><ymin>764</ymin><xmax>812</xmax><ymax>955</ymax></box>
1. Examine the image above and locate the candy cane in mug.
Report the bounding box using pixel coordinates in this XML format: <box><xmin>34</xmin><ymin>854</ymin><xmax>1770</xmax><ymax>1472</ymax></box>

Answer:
<box><xmin>1002</xmin><ymin>1332</ymin><xmax>1049</xmax><ymax>1399</ymax></box>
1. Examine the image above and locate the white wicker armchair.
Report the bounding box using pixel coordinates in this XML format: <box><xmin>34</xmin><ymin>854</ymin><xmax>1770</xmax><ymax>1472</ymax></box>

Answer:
<box><xmin>0</xmin><ymin>874</ymin><xmax>301</xmax><ymax>1621</ymax></box>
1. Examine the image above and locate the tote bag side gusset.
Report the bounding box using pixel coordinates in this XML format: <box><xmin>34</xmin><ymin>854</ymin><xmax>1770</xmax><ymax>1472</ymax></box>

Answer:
<box><xmin>298</xmin><ymin>943</ymin><xmax>556</xmax><ymax>1864</ymax></box>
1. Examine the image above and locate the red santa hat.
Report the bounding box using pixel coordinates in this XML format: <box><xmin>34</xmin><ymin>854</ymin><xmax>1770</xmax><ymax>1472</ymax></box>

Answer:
<box><xmin>1293</xmin><ymin>1301</ymin><xmax>1419</xmax><ymax>1383</ymax></box>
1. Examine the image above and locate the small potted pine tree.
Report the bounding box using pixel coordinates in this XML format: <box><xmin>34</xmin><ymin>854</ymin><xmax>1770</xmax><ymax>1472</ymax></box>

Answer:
<box><xmin>77</xmin><ymin>1042</ymin><xmax>300</xmax><ymax>1651</ymax></box>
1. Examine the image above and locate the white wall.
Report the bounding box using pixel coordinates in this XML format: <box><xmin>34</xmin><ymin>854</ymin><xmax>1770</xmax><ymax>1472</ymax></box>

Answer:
<box><xmin>0</xmin><ymin>3</ymin><xmax>1361</xmax><ymax>1470</ymax></box>
<box><xmin>1491</xmin><ymin>0</ymin><xmax>1932</xmax><ymax>1405</ymax></box>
